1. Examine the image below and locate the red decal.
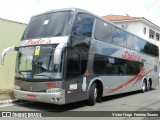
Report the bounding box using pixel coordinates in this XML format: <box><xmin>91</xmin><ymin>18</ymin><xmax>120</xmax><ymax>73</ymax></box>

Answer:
<box><xmin>140</xmin><ymin>69</ymin><xmax>153</xmax><ymax>80</ymax></box>
<box><xmin>46</xmin><ymin>39</ymin><xmax>51</xmax><ymax>44</ymax></box>
<box><xmin>45</xmin><ymin>82</ymin><xmax>56</xmax><ymax>88</ymax></box>
<box><xmin>122</xmin><ymin>50</ymin><xmax>140</xmax><ymax>61</ymax></box>
<box><xmin>84</xmin><ymin>69</ymin><xmax>89</xmax><ymax>77</ymax></box>
<box><xmin>134</xmin><ymin>69</ymin><xmax>145</xmax><ymax>85</ymax></box>
<box><xmin>109</xmin><ymin>69</ymin><xmax>153</xmax><ymax>93</ymax></box>
<box><xmin>28</xmin><ymin>38</ymin><xmax>52</xmax><ymax>45</ymax></box>
<box><xmin>109</xmin><ymin>72</ymin><xmax>140</xmax><ymax>93</ymax></box>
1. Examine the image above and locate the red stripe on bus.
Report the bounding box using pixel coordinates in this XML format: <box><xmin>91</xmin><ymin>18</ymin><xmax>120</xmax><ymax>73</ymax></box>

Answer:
<box><xmin>108</xmin><ymin>69</ymin><xmax>153</xmax><ymax>93</ymax></box>
<box><xmin>84</xmin><ymin>69</ymin><xmax>89</xmax><ymax>77</ymax></box>
<box><xmin>134</xmin><ymin>69</ymin><xmax>145</xmax><ymax>85</ymax></box>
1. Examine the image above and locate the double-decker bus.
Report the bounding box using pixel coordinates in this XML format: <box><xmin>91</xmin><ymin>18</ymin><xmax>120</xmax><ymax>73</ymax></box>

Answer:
<box><xmin>1</xmin><ymin>8</ymin><xmax>159</xmax><ymax>106</ymax></box>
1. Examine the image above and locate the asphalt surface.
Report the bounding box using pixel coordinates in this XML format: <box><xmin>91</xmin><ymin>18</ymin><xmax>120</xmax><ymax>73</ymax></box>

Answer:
<box><xmin>1</xmin><ymin>85</ymin><xmax>160</xmax><ymax>120</ymax></box>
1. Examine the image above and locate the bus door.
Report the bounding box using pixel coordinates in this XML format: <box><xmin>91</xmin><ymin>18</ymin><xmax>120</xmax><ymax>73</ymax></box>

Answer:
<box><xmin>65</xmin><ymin>48</ymin><xmax>88</xmax><ymax>103</ymax></box>
<box><xmin>64</xmin><ymin>13</ymin><xmax>94</xmax><ymax>103</ymax></box>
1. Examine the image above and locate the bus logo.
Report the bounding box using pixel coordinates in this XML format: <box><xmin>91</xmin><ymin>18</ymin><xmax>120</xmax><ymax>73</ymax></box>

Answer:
<box><xmin>122</xmin><ymin>50</ymin><xmax>140</xmax><ymax>61</ymax></box>
<box><xmin>28</xmin><ymin>38</ymin><xmax>51</xmax><ymax>45</ymax></box>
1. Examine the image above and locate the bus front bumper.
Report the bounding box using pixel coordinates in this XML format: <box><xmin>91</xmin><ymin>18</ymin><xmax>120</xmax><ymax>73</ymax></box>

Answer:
<box><xmin>13</xmin><ymin>89</ymin><xmax>66</xmax><ymax>105</ymax></box>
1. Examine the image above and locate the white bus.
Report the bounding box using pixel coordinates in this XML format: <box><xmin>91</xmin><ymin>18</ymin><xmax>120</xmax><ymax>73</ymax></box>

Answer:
<box><xmin>1</xmin><ymin>8</ymin><xmax>159</xmax><ymax>106</ymax></box>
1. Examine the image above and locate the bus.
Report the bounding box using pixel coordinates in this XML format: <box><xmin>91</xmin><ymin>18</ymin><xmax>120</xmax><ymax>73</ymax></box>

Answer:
<box><xmin>1</xmin><ymin>8</ymin><xmax>159</xmax><ymax>106</ymax></box>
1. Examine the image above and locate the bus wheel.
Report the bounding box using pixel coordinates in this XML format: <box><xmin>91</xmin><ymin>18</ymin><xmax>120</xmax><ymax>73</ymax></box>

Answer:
<box><xmin>88</xmin><ymin>83</ymin><xmax>97</xmax><ymax>106</ymax></box>
<box><xmin>141</xmin><ymin>80</ymin><xmax>147</xmax><ymax>93</ymax></box>
<box><xmin>147</xmin><ymin>80</ymin><xmax>152</xmax><ymax>91</ymax></box>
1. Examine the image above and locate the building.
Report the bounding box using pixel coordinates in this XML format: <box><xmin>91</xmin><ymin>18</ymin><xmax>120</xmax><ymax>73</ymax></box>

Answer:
<box><xmin>102</xmin><ymin>15</ymin><xmax>160</xmax><ymax>45</ymax></box>
<box><xmin>0</xmin><ymin>18</ymin><xmax>26</xmax><ymax>90</ymax></box>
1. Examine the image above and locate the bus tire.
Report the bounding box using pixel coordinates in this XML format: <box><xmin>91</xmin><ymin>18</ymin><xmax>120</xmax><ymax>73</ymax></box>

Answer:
<box><xmin>88</xmin><ymin>83</ymin><xmax>97</xmax><ymax>106</ymax></box>
<box><xmin>96</xmin><ymin>97</ymin><xmax>102</xmax><ymax>103</ymax></box>
<box><xmin>141</xmin><ymin>80</ymin><xmax>147</xmax><ymax>93</ymax></box>
<box><xmin>147</xmin><ymin>79</ymin><xmax>152</xmax><ymax>91</ymax></box>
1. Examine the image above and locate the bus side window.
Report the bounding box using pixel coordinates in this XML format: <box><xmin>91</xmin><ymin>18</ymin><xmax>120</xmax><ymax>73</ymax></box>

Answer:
<box><xmin>112</xmin><ymin>28</ymin><xmax>127</xmax><ymax>47</ymax></box>
<box><xmin>70</xmin><ymin>13</ymin><xmax>94</xmax><ymax>48</ymax></box>
<box><xmin>95</xmin><ymin>19</ymin><xmax>113</xmax><ymax>43</ymax></box>
<box><xmin>71</xmin><ymin>13</ymin><xmax>94</xmax><ymax>37</ymax></box>
<box><xmin>93</xmin><ymin>55</ymin><xmax>115</xmax><ymax>75</ymax></box>
<box><xmin>93</xmin><ymin>55</ymin><xmax>144</xmax><ymax>75</ymax></box>
<box><xmin>127</xmin><ymin>34</ymin><xmax>134</xmax><ymax>49</ymax></box>
<box><xmin>93</xmin><ymin>55</ymin><xmax>106</xmax><ymax>74</ymax></box>
<box><xmin>67</xmin><ymin>53</ymin><xmax>81</xmax><ymax>78</ymax></box>
<box><xmin>66</xmin><ymin>48</ymin><xmax>88</xmax><ymax>79</ymax></box>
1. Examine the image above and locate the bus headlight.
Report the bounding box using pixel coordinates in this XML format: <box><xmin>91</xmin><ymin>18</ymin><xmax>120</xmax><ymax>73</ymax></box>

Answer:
<box><xmin>15</xmin><ymin>86</ymin><xmax>21</xmax><ymax>90</ymax></box>
<box><xmin>46</xmin><ymin>88</ymin><xmax>62</xmax><ymax>93</ymax></box>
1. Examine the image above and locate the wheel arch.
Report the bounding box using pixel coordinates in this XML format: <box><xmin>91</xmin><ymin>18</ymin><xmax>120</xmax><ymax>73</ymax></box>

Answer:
<box><xmin>87</xmin><ymin>78</ymin><xmax>103</xmax><ymax>98</ymax></box>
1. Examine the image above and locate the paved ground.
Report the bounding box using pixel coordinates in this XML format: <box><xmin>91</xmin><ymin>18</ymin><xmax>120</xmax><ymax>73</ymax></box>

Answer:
<box><xmin>1</xmin><ymin>85</ymin><xmax>160</xmax><ymax>120</ymax></box>
<box><xmin>0</xmin><ymin>89</ymin><xmax>15</xmax><ymax>104</ymax></box>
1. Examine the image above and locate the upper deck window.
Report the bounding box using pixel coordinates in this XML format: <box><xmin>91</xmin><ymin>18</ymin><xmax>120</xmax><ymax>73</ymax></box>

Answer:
<box><xmin>95</xmin><ymin>19</ymin><xmax>114</xmax><ymax>43</ymax></box>
<box><xmin>22</xmin><ymin>11</ymin><xmax>73</xmax><ymax>40</ymax></box>
<box><xmin>71</xmin><ymin>13</ymin><xmax>94</xmax><ymax>37</ymax></box>
<box><xmin>95</xmin><ymin>19</ymin><xmax>127</xmax><ymax>47</ymax></box>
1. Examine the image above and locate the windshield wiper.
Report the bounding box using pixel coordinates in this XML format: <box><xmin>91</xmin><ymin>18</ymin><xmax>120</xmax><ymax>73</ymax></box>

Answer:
<box><xmin>34</xmin><ymin>74</ymin><xmax>52</xmax><ymax>79</ymax></box>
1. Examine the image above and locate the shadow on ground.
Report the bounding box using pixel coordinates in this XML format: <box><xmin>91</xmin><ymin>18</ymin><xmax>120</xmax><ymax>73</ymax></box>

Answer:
<box><xmin>14</xmin><ymin>89</ymin><xmax>155</xmax><ymax>112</ymax></box>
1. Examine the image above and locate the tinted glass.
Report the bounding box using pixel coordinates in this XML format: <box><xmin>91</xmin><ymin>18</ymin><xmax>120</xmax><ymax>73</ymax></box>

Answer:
<box><xmin>67</xmin><ymin>53</ymin><xmax>81</xmax><ymax>78</ymax></box>
<box><xmin>94</xmin><ymin>19</ymin><xmax>159</xmax><ymax>57</ymax></box>
<box><xmin>127</xmin><ymin>34</ymin><xmax>134</xmax><ymax>49</ymax></box>
<box><xmin>112</xmin><ymin>28</ymin><xmax>127</xmax><ymax>47</ymax></box>
<box><xmin>95</xmin><ymin>19</ymin><xmax>114</xmax><ymax>43</ymax></box>
<box><xmin>142</xmin><ymin>42</ymin><xmax>159</xmax><ymax>57</ymax></box>
<box><xmin>134</xmin><ymin>37</ymin><xmax>147</xmax><ymax>51</ymax></box>
<box><xmin>93</xmin><ymin>54</ymin><xmax>143</xmax><ymax>75</ymax></box>
<box><xmin>17</xmin><ymin>45</ymin><xmax>64</xmax><ymax>79</ymax></box>
<box><xmin>66</xmin><ymin>47</ymin><xmax>88</xmax><ymax>78</ymax></box>
<box><xmin>22</xmin><ymin>11</ymin><xmax>72</xmax><ymax>40</ymax></box>
<box><xmin>70</xmin><ymin>13</ymin><xmax>94</xmax><ymax>49</ymax></box>
<box><xmin>134</xmin><ymin>36</ymin><xmax>159</xmax><ymax>57</ymax></box>
<box><xmin>72</xmin><ymin>13</ymin><xmax>94</xmax><ymax>37</ymax></box>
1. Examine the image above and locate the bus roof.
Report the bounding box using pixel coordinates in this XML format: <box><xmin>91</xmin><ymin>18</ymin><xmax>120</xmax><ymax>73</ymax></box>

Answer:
<box><xmin>31</xmin><ymin>8</ymin><xmax>95</xmax><ymax>18</ymax></box>
<box><xmin>30</xmin><ymin>8</ymin><xmax>159</xmax><ymax>48</ymax></box>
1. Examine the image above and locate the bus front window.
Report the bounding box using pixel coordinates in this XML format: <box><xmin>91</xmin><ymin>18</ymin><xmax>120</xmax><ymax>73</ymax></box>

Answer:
<box><xmin>16</xmin><ymin>45</ymin><xmax>64</xmax><ymax>79</ymax></box>
<box><xmin>22</xmin><ymin>11</ymin><xmax>73</xmax><ymax>40</ymax></box>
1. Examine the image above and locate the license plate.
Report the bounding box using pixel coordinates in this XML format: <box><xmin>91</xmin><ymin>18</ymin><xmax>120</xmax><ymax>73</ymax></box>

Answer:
<box><xmin>27</xmin><ymin>95</ymin><xmax>36</xmax><ymax>101</ymax></box>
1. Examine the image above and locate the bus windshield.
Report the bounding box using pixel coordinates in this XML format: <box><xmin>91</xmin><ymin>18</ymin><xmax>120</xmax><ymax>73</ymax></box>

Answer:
<box><xmin>22</xmin><ymin>10</ymin><xmax>73</xmax><ymax>40</ymax></box>
<box><xmin>16</xmin><ymin>45</ymin><xmax>64</xmax><ymax>79</ymax></box>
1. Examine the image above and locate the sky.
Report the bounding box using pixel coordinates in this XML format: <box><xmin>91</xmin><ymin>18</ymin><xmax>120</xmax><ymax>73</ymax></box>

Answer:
<box><xmin>0</xmin><ymin>0</ymin><xmax>160</xmax><ymax>26</ymax></box>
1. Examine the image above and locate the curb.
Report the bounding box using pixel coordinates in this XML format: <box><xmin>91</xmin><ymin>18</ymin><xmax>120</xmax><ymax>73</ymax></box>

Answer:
<box><xmin>0</xmin><ymin>99</ymin><xmax>18</xmax><ymax>105</ymax></box>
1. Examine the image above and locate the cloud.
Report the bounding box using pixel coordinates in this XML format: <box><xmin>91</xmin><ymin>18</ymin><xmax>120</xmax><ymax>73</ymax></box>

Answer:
<box><xmin>0</xmin><ymin>0</ymin><xmax>39</xmax><ymax>23</ymax></box>
<box><xmin>141</xmin><ymin>0</ymin><xmax>160</xmax><ymax>26</ymax></box>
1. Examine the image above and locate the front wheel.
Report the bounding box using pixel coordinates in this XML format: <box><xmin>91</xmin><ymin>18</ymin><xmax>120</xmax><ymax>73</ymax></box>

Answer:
<box><xmin>88</xmin><ymin>83</ymin><xmax>97</xmax><ymax>106</ymax></box>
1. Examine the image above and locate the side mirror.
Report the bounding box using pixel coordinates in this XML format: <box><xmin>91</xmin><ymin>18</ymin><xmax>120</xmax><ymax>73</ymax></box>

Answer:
<box><xmin>53</xmin><ymin>43</ymin><xmax>67</xmax><ymax>64</ymax></box>
<box><xmin>1</xmin><ymin>46</ymin><xmax>18</xmax><ymax>65</ymax></box>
